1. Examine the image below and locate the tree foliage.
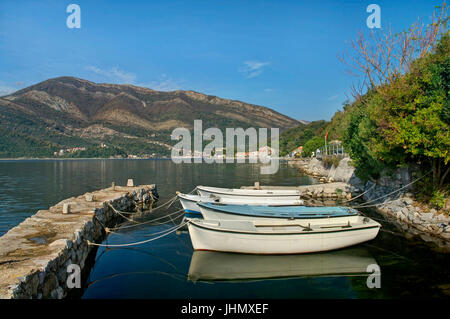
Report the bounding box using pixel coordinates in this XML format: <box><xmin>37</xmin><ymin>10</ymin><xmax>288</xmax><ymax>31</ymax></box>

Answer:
<box><xmin>332</xmin><ymin>33</ymin><xmax>450</xmax><ymax>188</ymax></box>
<box><xmin>302</xmin><ymin>136</ymin><xmax>325</xmax><ymax>158</ymax></box>
<box><xmin>279</xmin><ymin>120</ymin><xmax>327</xmax><ymax>156</ymax></box>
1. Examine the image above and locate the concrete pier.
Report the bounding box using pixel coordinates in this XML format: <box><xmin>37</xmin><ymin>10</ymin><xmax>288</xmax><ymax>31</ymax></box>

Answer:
<box><xmin>0</xmin><ymin>184</ymin><xmax>158</xmax><ymax>299</ymax></box>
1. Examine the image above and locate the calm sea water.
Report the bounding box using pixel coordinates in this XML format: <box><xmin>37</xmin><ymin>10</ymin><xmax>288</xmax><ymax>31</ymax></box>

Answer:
<box><xmin>0</xmin><ymin>159</ymin><xmax>449</xmax><ymax>299</ymax></box>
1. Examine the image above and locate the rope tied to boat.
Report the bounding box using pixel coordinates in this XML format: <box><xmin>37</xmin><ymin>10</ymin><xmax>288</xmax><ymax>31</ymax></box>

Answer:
<box><xmin>107</xmin><ymin>203</ymin><xmax>139</xmax><ymax>223</ymax></box>
<box><xmin>86</xmin><ymin>220</ymin><xmax>189</xmax><ymax>247</ymax></box>
<box><xmin>108</xmin><ymin>208</ymin><xmax>186</xmax><ymax>231</ymax></box>
<box><xmin>350</xmin><ymin>169</ymin><xmax>433</xmax><ymax>209</ymax></box>
<box><xmin>342</xmin><ymin>183</ymin><xmax>376</xmax><ymax>203</ymax></box>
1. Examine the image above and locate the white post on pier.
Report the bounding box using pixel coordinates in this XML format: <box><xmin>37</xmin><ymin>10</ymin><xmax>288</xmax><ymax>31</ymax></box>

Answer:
<box><xmin>63</xmin><ymin>203</ymin><xmax>70</xmax><ymax>214</ymax></box>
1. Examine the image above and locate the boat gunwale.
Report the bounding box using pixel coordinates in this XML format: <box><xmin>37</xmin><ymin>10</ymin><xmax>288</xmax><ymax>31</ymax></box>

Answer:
<box><xmin>178</xmin><ymin>193</ymin><xmax>213</xmax><ymax>203</ymax></box>
<box><xmin>179</xmin><ymin>193</ymin><xmax>304</xmax><ymax>207</ymax></box>
<box><xmin>188</xmin><ymin>219</ymin><xmax>381</xmax><ymax>236</ymax></box>
<box><xmin>197</xmin><ymin>186</ymin><xmax>301</xmax><ymax>197</ymax></box>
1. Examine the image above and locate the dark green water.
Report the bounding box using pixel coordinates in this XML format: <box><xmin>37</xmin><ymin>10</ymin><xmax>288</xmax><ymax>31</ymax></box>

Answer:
<box><xmin>0</xmin><ymin>159</ymin><xmax>449</xmax><ymax>299</ymax></box>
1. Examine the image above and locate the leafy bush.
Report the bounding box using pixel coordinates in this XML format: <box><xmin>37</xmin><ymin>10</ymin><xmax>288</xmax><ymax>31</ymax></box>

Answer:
<box><xmin>430</xmin><ymin>189</ymin><xmax>448</xmax><ymax>209</ymax></box>
<box><xmin>279</xmin><ymin>121</ymin><xmax>328</xmax><ymax>156</ymax></box>
<box><xmin>302</xmin><ymin>136</ymin><xmax>324</xmax><ymax>157</ymax></box>
<box><xmin>326</xmin><ymin>34</ymin><xmax>450</xmax><ymax>187</ymax></box>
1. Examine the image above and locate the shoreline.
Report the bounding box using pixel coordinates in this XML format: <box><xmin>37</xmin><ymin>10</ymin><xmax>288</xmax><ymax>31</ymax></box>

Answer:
<box><xmin>0</xmin><ymin>157</ymin><xmax>291</xmax><ymax>162</ymax></box>
<box><xmin>288</xmin><ymin>157</ymin><xmax>450</xmax><ymax>251</ymax></box>
<box><xmin>0</xmin><ymin>157</ymin><xmax>172</xmax><ymax>161</ymax></box>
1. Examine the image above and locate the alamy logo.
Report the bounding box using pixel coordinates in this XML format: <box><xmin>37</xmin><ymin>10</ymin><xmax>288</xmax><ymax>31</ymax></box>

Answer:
<box><xmin>66</xmin><ymin>264</ymin><xmax>81</xmax><ymax>289</ymax></box>
<box><xmin>366</xmin><ymin>4</ymin><xmax>381</xmax><ymax>29</ymax></box>
<box><xmin>366</xmin><ymin>264</ymin><xmax>381</xmax><ymax>288</ymax></box>
<box><xmin>171</xmin><ymin>120</ymin><xmax>280</xmax><ymax>174</ymax></box>
<box><xmin>66</xmin><ymin>4</ymin><xmax>81</xmax><ymax>29</ymax></box>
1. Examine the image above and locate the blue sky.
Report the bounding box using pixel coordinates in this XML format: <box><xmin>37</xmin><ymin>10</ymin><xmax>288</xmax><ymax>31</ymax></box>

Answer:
<box><xmin>0</xmin><ymin>0</ymin><xmax>444</xmax><ymax>121</ymax></box>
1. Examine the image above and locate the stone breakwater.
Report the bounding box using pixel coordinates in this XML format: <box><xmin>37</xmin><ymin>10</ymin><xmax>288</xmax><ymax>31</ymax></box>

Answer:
<box><xmin>0</xmin><ymin>184</ymin><xmax>158</xmax><ymax>299</ymax></box>
<box><xmin>289</xmin><ymin>157</ymin><xmax>450</xmax><ymax>250</ymax></box>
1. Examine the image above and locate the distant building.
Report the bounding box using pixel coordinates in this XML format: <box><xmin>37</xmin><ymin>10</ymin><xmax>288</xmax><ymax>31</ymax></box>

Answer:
<box><xmin>290</xmin><ymin>146</ymin><xmax>303</xmax><ymax>158</ymax></box>
<box><xmin>53</xmin><ymin>147</ymin><xmax>86</xmax><ymax>157</ymax></box>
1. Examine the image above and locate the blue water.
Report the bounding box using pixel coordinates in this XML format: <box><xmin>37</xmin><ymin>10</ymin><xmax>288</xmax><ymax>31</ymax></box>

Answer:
<box><xmin>0</xmin><ymin>159</ymin><xmax>449</xmax><ymax>299</ymax></box>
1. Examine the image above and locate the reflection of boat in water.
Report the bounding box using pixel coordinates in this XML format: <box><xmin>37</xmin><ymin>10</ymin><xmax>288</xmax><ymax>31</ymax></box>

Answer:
<box><xmin>187</xmin><ymin>247</ymin><xmax>377</xmax><ymax>282</ymax></box>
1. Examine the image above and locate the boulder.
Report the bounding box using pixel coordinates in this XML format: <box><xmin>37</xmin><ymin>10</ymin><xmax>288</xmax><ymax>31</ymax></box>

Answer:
<box><xmin>420</xmin><ymin>212</ymin><xmax>434</xmax><ymax>222</ymax></box>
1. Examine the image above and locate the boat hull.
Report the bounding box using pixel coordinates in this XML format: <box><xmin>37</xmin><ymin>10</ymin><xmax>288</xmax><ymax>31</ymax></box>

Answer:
<box><xmin>187</xmin><ymin>218</ymin><xmax>381</xmax><ymax>254</ymax></box>
<box><xmin>179</xmin><ymin>195</ymin><xmax>205</xmax><ymax>215</ymax></box>
<box><xmin>178</xmin><ymin>193</ymin><xmax>304</xmax><ymax>215</ymax></box>
<box><xmin>197</xmin><ymin>185</ymin><xmax>302</xmax><ymax>201</ymax></box>
<box><xmin>197</xmin><ymin>202</ymin><xmax>359</xmax><ymax>225</ymax></box>
<box><xmin>199</xmin><ymin>207</ymin><xmax>362</xmax><ymax>225</ymax></box>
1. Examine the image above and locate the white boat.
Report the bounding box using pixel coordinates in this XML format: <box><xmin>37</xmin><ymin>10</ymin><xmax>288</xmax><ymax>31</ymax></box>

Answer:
<box><xmin>177</xmin><ymin>192</ymin><xmax>304</xmax><ymax>216</ymax></box>
<box><xmin>197</xmin><ymin>201</ymin><xmax>360</xmax><ymax>225</ymax></box>
<box><xmin>188</xmin><ymin>247</ymin><xmax>377</xmax><ymax>282</ymax></box>
<box><xmin>187</xmin><ymin>217</ymin><xmax>381</xmax><ymax>254</ymax></box>
<box><xmin>196</xmin><ymin>185</ymin><xmax>302</xmax><ymax>201</ymax></box>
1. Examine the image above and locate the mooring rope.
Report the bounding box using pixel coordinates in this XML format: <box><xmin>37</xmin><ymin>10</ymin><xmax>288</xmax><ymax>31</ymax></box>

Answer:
<box><xmin>350</xmin><ymin>170</ymin><xmax>432</xmax><ymax>208</ymax></box>
<box><xmin>188</xmin><ymin>186</ymin><xmax>198</xmax><ymax>195</ymax></box>
<box><xmin>137</xmin><ymin>211</ymin><xmax>186</xmax><ymax>229</ymax></box>
<box><xmin>107</xmin><ymin>203</ymin><xmax>139</xmax><ymax>223</ymax></box>
<box><xmin>151</xmin><ymin>195</ymin><xmax>180</xmax><ymax>211</ymax></box>
<box><xmin>141</xmin><ymin>216</ymin><xmax>188</xmax><ymax>237</ymax></box>
<box><xmin>353</xmin><ymin>197</ymin><xmax>408</xmax><ymax>209</ymax></box>
<box><xmin>87</xmin><ymin>220</ymin><xmax>189</xmax><ymax>247</ymax></box>
<box><xmin>342</xmin><ymin>183</ymin><xmax>376</xmax><ymax>203</ymax></box>
<box><xmin>109</xmin><ymin>208</ymin><xmax>186</xmax><ymax>231</ymax></box>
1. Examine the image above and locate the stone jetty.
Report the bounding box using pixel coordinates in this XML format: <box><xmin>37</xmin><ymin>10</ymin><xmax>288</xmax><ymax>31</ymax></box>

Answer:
<box><xmin>0</xmin><ymin>184</ymin><xmax>158</xmax><ymax>299</ymax></box>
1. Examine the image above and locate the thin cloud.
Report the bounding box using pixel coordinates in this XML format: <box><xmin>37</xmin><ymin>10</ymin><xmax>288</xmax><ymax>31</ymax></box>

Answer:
<box><xmin>86</xmin><ymin>66</ymin><xmax>183</xmax><ymax>91</ymax></box>
<box><xmin>0</xmin><ymin>83</ymin><xmax>17</xmax><ymax>96</ymax></box>
<box><xmin>239</xmin><ymin>60</ymin><xmax>271</xmax><ymax>79</ymax></box>
<box><xmin>141</xmin><ymin>75</ymin><xmax>183</xmax><ymax>91</ymax></box>
<box><xmin>327</xmin><ymin>94</ymin><xmax>340</xmax><ymax>101</ymax></box>
<box><xmin>86</xmin><ymin>66</ymin><xmax>137</xmax><ymax>84</ymax></box>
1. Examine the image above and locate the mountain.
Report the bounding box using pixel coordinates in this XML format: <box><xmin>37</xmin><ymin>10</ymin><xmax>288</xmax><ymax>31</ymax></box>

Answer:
<box><xmin>0</xmin><ymin>76</ymin><xmax>300</xmax><ymax>158</ymax></box>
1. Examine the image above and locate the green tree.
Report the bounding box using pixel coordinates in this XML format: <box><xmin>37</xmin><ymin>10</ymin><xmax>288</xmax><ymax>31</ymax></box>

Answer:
<box><xmin>340</xmin><ymin>34</ymin><xmax>450</xmax><ymax>188</ymax></box>
<box><xmin>303</xmin><ymin>136</ymin><xmax>324</xmax><ymax>157</ymax></box>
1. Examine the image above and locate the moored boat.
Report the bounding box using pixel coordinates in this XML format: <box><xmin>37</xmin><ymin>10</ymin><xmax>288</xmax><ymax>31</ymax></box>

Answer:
<box><xmin>187</xmin><ymin>217</ymin><xmax>381</xmax><ymax>254</ymax></box>
<box><xmin>177</xmin><ymin>192</ymin><xmax>304</xmax><ymax>216</ymax></box>
<box><xmin>197</xmin><ymin>201</ymin><xmax>360</xmax><ymax>225</ymax></box>
<box><xmin>196</xmin><ymin>185</ymin><xmax>302</xmax><ymax>201</ymax></box>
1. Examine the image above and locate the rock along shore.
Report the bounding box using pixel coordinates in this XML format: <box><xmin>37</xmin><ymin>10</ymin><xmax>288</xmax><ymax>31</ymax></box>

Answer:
<box><xmin>288</xmin><ymin>157</ymin><xmax>450</xmax><ymax>250</ymax></box>
<box><xmin>0</xmin><ymin>184</ymin><xmax>158</xmax><ymax>299</ymax></box>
